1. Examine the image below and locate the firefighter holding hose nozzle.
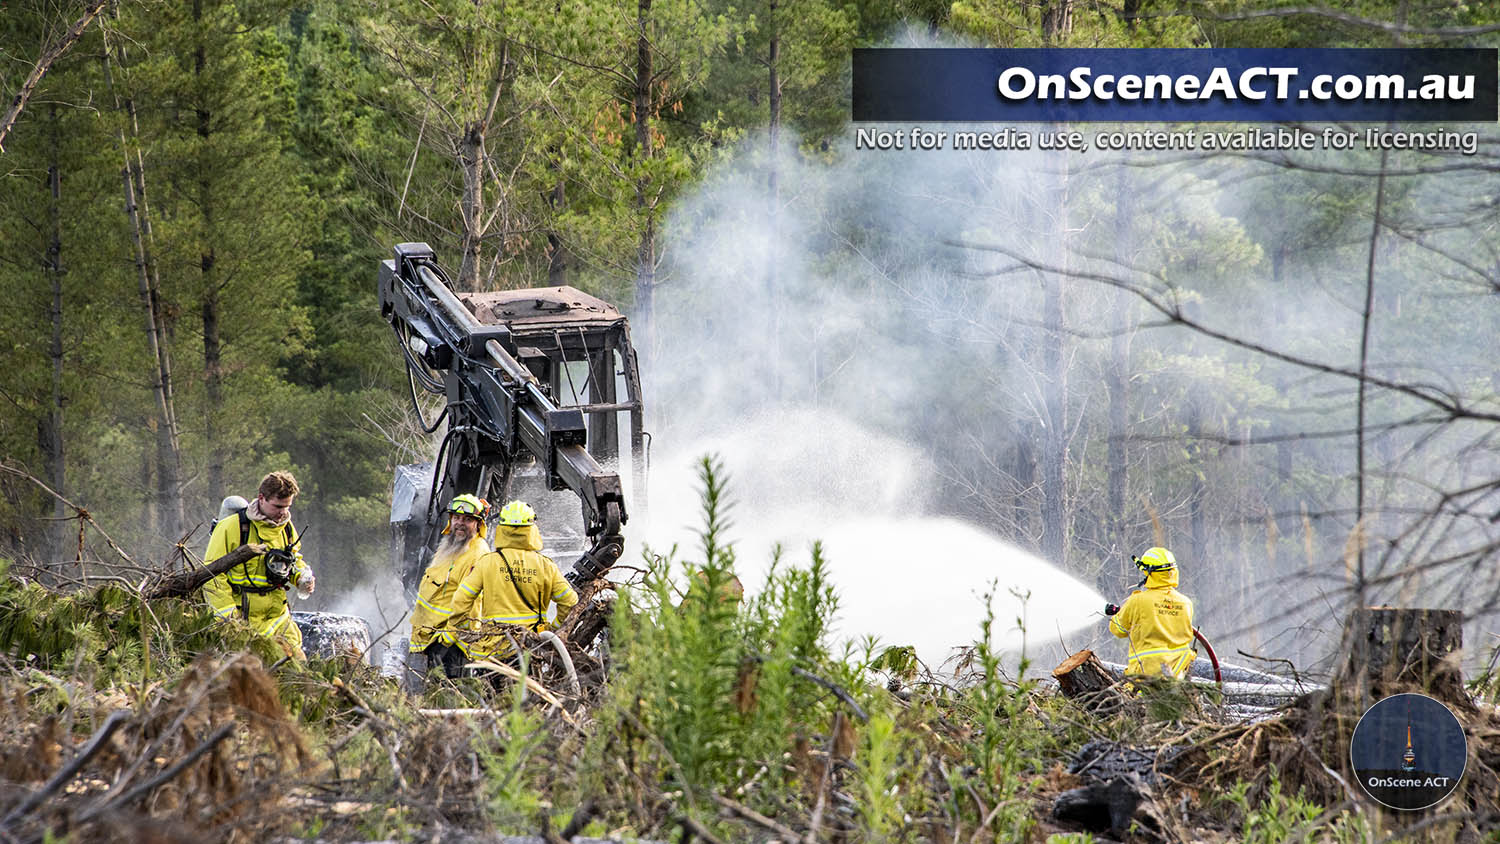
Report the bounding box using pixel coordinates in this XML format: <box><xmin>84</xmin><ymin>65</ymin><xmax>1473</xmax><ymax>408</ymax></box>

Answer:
<box><xmin>1103</xmin><ymin>546</ymin><xmax>1197</xmax><ymax>679</ymax></box>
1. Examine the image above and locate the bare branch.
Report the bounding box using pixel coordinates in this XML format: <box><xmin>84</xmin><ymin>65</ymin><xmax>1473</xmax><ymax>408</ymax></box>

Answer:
<box><xmin>0</xmin><ymin>0</ymin><xmax>111</xmax><ymax>153</ymax></box>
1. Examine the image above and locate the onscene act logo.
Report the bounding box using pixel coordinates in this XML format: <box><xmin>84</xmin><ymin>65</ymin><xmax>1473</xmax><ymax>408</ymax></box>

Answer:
<box><xmin>1350</xmin><ymin>693</ymin><xmax>1466</xmax><ymax>811</ymax></box>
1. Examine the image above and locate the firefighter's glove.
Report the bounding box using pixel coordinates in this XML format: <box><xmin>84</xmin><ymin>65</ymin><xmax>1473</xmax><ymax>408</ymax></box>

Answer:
<box><xmin>1104</xmin><ymin>603</ymin><xmax>1121</xmax><ymax>616</ymax></box>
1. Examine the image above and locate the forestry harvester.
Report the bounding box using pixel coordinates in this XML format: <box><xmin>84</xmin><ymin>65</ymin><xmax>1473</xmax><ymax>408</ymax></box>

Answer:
<box><xmin>378</xmin><ymin>242</ymin><xmax>646</xmax><ymax>594</ymax></box>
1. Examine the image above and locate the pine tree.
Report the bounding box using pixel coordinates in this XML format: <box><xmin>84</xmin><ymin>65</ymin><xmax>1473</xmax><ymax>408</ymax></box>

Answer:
<box><xmin>118</xmin><ymin>0</ymin><xmax>314</xmax><ymax>521</ymax></box>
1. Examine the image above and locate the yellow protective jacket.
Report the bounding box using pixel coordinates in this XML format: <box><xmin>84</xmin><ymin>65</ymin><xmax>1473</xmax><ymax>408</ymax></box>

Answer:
<box><xmin>408</xmin><ymin>535</ymin><xmax>488</xmax><ymax>652</ymax></box>
<box><xmin>202</xmin><ymin>511</ymin><xmax>312</xmax><ymax>654</ymax></box>
<box><xmin>1109</xmin><ymin>566</ymin><xmax>1195</xmax><ymax>678</ymax></box>
<box><xmin>449</xmin><ymin>524</ymin><xmax>578</xmax><ymax>660</ymax></box>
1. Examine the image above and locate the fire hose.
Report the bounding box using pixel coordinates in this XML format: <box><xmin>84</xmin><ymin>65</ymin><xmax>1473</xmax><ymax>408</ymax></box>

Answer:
<box><xmin>1193</xmin><ymin>627</ymin><xmax>1222</xmax><ymax>685</ymax></box>
<box><xmin>1104</xmin><ymin>601</ymin><xmax>1223</xmax><ymax>685</ymax></box>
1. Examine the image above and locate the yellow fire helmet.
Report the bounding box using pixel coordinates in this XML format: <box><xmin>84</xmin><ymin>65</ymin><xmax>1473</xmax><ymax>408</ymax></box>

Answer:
<box><xmin>1133</xmin><ymin>546</ymin><xmax>1177</xmax><ymax>574</ymax></box>
<box><xmin>442</xmin><ymin>493</ymin><xmax>490</xmax><ymax>537</ymax></box>
<box><xmin>498</xmin><ymin>499</ymin><xmax>536</xmax><ymax>526</ymax></box>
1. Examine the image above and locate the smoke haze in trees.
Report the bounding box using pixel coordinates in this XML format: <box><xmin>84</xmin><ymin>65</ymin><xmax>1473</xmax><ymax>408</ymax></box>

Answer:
<box><xmin>643</xmin><ymin>115</ymin><xmax>1500</xmax><ymax>675</ymax></box>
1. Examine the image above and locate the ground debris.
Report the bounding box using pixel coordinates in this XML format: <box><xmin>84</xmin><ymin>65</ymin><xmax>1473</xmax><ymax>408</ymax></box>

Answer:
<box><xmin>1053</xmin><ymin>772</ymin><xmax>1171</xmax><ymax>842</ymax></box>
<box><xmin>0</xmin><ymin>651</ymin><xmax>311</xmax><ymax>843</ymax></box>
<box><xmin>1068</xmin><ymin>738</ymin><xmax>1181</xmax><ymax>785</ymax></box>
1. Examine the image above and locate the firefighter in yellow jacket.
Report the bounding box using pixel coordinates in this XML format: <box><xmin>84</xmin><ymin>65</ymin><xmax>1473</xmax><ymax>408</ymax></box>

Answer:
<box><xmin>203</xmin><ymin>471</ymin><xmax>315</xmax><ymax>658</ymax></box>
<box><xmin>1106</xmin><ymin>546</ymin><xmax>1195</xmax><ymax>678</ymax></box>
<box><xmin>449</xmin><ymin>500</ymin><xmax>578</xmax><ymax>662</ymax></box>
<box><xmin>409</xmin><ymin>494</ymin><xmax>490</xmax><ymax>677</ymax></box>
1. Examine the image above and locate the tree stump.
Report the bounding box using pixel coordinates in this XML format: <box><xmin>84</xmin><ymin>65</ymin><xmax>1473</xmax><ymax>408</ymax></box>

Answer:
<box><xmin>1053</xmin><ymin>650</ymin><xmax>1125</xmax><ymax>711</ymax></box>
<box><xmin>1335</xmin><ymin>607</ymin><xmax>1467</xmax><ymax>708</ymax></box>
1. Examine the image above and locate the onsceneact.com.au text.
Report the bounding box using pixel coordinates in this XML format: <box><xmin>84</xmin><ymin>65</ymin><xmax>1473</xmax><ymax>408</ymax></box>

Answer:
<box><xmin>997</xmin><ymin>66</ymin><xmax>1477</xmax><ymax>103</ymax></box>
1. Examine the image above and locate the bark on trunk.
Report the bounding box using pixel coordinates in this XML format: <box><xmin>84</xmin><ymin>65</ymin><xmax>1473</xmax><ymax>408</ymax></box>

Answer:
<box><xmin>1013</xmin><ymin>426</ymin><xmax>1036</xmax><ymax>546</ymax></box>
<box><xmin>1052</xmin><ymin>650</ymin><xmax>1123</xmax><ymax>711</ymax></box>
<box><xmin>1041</xmin><ymin>0</ymin><xmax>1073</xmax><ymax>44</ymax></box>
<box><xmin>41</xmin><ymin>104</ymin><xmax>67</xmax><ymax>563</ymax></box>
<box><xmin>633</xmin><ymin>0</ymin><xmax>656</xmax><ymax>359</ymax></box>
<box><xmin>202</xmin><ymin>261</ymin><xmax>222</xmax><ymax>501</ymax></box>
<box><xmin>765</xmin><ymin>0</ymin><xmax>781</xmax><ymax>397</ymax></box>
<box><xmin>1106</xmin><ymin>168</ymin><xmax>1133</xmax><ymax>559</ymax></box>
<box><xmin>1335</xmin><ymin>607</ymin><xmax>1466</xmax><ymax>708</ymax></box>
<box><xmin>194</xmin><ymin>0</ymin><xmax>224</xmax><ymax>504</ymax></box>
<box><xmin>1186</xmin><ymin>400</ymin><xmax>1207</xmax><ymax>566</ymax></box>
<box><xmin>458</xmin><ymin>121</ymin><xmax>485</xmax><ymax>291</ymax></box>
<box><xmin>106</xmin><ymin>34</ymin><xmax>186</xmax><ymax>544</ymax></box>
<box><xmin>458</xmin><ymin>39</ymin><xmax>510</xmax><ymax>292</ymax></box>
<box><xmin>1039</xmin><ymin>166</ymin><xmax>1068</xmax><ymax>567</ymax></box>
<box><xmin>546</xmin><ymin>175</ymin><xmax>567</xmax><ymax>287</ymax></box>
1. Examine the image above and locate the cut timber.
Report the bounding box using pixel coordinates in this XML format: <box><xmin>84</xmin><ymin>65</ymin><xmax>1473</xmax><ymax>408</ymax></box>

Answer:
<box><xmin>559</xmin><ymin>582</ymin><xmax>612</xmax><ymax>651</ymax></box>
<box><xmin>1053</xmin><ymin>650</ymin><xmax>1125</xmax><ymax>711</ymax></box>
<box><xmin>142</xmin><ymin>544</ymin><xmax>261</xmax><ymax>600</ymax></box>
<box><xmin>1335</xmin><ymin>607</ymin><xmax>1467</xmax><ymax>708</ymax></box>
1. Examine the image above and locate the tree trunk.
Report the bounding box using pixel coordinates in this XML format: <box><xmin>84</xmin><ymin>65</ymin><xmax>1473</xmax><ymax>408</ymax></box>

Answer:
<box><xmin>1354</xmin><ymin>149</ymin><xmax>1389</xmax><ymax>603</ymax></box>
<box><xmin>1013</xmin><ymin>426</ymin><xmax>1036</xmax><ymax>547</ymax></box>
<box><xmin>1106</xmin><ymin>167</ymin><xmax>1133</xmax><ymax>561</ymax></box>
<box><xmin>40</xmin><ymin>103</ymin><xmax>67</xmax><ymax>564</ymax></box>
<box><xmin>192</xmin><ymin>2</ymin><xmax>225</xmax><ymax>506</ymax></box>
<box><xmin>1335</xmin><ymin>607</ymin><xmax>1466</xmax><ymax>709</ymax></box>
<box><xmin>458</xmin><ymin>39</ymin><xmax>509</xmax><ymax>292</ymax></box>
<box><xmin>143</xmin><ymin>436</ymin><xmax>157</xmax><ymax>539</ymax></box>
<box><xmin>0</xmin><ymin>0</ymin><xmax>109</xmax><ymax>153</ymax></box>
<box><xmin>105</xmin><ymin>33</ymin><xmax>186</xmax><ymax>544</ymax></box>
<box><xmin>1187</xmin><ymin>399</ymin><xmax>1207</xmax><ymax>566</ymax></box>
<box><xmin>633</xmin><ymin>0</ymin><xmax>656</xmax><ymax>359</ymax></box>
<box><xmin>1039</xmin><ymin>166</ymin><xmax>1068</xmax><ymax>567</ymax></box>
<box><xmin>546</xmin><ymin>174</ymin><xmax>567</xmax><ymax>287</ymax></box>
<box><xmin>1041</xmin><ymin>0</ymin><xmax>1073</xmax><ymax>44</ymax></box>
<box><xmin>458</xmin><ymin>121</ymin><xmax>485</xmax><ymax>291</ymax></box>
<box><xmin>765</xmin><ymin>0</ymin><xmax>781</xmax><ymax>398</ymax></box>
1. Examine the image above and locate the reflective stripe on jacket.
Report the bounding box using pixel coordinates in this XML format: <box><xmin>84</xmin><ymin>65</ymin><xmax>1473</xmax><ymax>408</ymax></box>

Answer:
<box><xmin>1109</xmin><ymin>565</ymin><xmax>1195</xmax><ymax>678</ymax></box>
<box><xmin>409</xmin><ymin>536</ymin><xmax>488</xmax><ymax>652</ymax></box>
<box><xmin>448</xmin><ymin>523</ymin><xmax>578</xmax><ymax>659</ymax></box>
<box><xmin>201</xmin><ymin>512</ymin><xmax>310</xmax><ymax>654</ymax></box>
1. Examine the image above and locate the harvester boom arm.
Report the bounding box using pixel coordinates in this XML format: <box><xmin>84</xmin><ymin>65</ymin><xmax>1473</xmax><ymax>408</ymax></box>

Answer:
<box><xmin>379</xmin><ymin>243</ymin><xmax>629</xmax><ymax>588</ymax></box>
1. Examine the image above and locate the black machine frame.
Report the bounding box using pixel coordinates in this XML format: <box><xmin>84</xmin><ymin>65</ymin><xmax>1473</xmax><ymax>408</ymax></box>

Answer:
<box><xmin>378</xmin><ymin>242</ymin><xmax>646</xmax><ymax>593</ymax></box>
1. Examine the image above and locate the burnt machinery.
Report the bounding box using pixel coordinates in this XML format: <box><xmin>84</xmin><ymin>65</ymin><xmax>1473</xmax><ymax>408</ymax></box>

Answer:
<box><xmin>379</xmin><ymin>242</ymin><xmax>646</xmax><ymax>594</ymax></box>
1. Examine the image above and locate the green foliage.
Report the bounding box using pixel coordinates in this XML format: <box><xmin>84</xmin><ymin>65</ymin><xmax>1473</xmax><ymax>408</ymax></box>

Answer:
<box><xmin>477</xmin><ymin>679</ymin><xmax>549</xmax><ymax>826</ymax></box>
<box><xmin>854</xmin><ymin>711</ymin><xmax>904</xmax><ymax>840</ymax></box>
<box><xmin>1218</xmin><ymin>771</ymin><xmax>1374</xmax><ymax>844</ymax></box>
<box><xmin>955</xmin><ymin>591</ymin><xmax>1041</xmax><ymax>839</ymax></box>
<box><xmin>594</xmin><ymin>455</ymin><xmax>857</xmax><ymax>812</ymax></box>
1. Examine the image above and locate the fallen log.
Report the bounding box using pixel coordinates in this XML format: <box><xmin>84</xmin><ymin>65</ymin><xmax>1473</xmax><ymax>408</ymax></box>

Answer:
<box><xmin>1053</xmin><ymin>774</ymin><xmax>1168</xmax><ymax>842</ymax></box>
<box><xmin>141</xmin><ymin>543</ymin><xmax>263</xmax><ymax>600</ymax></box>
<box><xmin>1052</xmin><ymin>650</ymin><xmax>1125</xmax><ymax>711</ymax></box>
<box><xmin>558</xmin><ymin>582</ymin><xmax>613</xmax><ymax>651</ymax></box>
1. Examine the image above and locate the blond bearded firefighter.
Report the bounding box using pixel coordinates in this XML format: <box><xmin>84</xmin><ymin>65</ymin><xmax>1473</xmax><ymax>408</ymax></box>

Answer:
<box><xmin>409</xmin><ymin>494</ymin><xmax>490</xmax><ymax>677</ymax></box>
